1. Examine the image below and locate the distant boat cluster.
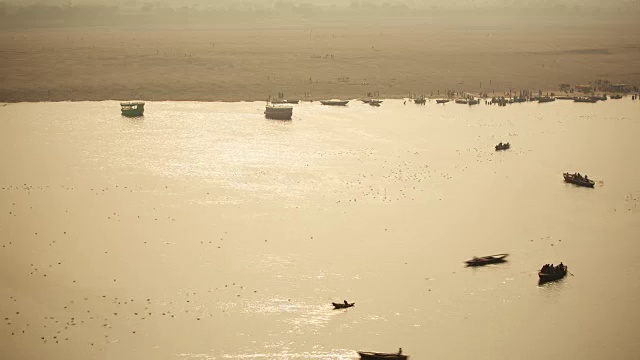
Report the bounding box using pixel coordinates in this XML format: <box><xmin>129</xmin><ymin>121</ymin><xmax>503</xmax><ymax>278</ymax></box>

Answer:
<box><xmin>119</xmin><ymin>92</ymin><xmax>638</xmax><ymax>119</ymax></box>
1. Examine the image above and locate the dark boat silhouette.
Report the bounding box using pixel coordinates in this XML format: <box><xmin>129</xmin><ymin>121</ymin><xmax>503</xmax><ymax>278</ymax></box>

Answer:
<box><xmin>332</xmin><ymin>301</ymin><xmax>355</xmax><ymax>309</ymax></box>
<box><xmin>358</xmin><ymin>349</ymin><xmax>408</xmax><ymax>360</ymax></box>
<box><xmin>563</xmin><ymin>172</ymin><xmax>594</xmax><ymax>188</ymax></box>
<box><xmin>465</xmin><ymin>253</ymin><xmax>509</xmax><ymax>267</ymax></box>
<box><xmin>538</xmin><ymin>264</ymin><xmax>568</xmax><ymax>284</ymax></box>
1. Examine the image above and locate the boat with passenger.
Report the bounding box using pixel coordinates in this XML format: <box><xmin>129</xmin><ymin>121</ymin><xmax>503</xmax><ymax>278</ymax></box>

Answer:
<box><xmin>320</xmin><ymin>100</ymin><xmax>349</xmax><ymax>106</ymax></box>
<box><xmin>120</xmin><ymin>101</ymin><xmax>145</xmax><ymax>117</ymax></box>
<box><xmin>465</xmin><ymin>253</ymin><xmax>509</xmax><ymax>267</ymax></box>
<box><xmin>538</xmin><ymin>263</ymin><xmax>568</xmax><ymax>284</ymax></box>
<box><xmin>332</xmin><ymin>300</ymin><xmax>355</xmax><ymax>309</ymax></box>
<box><xmin>414</xmin><ymin>95</ymin><xmax>426</xmax><ymax>104</ymax></box>
<box><xmin>495</xmin><ymin>142</ymin><xmax>510</xmax><ymax>151</ymax></box>
<box><xmin>358</xmin><ymin>348</ymin><xmax>408</xmax><ymax>360</ymax></box>
<box><xmin>563</xmin><ymin>172</ymin><xmax>594</xmax><ymax>188</ymax></box>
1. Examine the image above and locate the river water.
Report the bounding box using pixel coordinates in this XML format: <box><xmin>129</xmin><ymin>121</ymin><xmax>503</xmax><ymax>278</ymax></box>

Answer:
<box><xmin>1</xmin><ymin>99</ymin><xmax>639</xmax><ymax>360</ymax></box>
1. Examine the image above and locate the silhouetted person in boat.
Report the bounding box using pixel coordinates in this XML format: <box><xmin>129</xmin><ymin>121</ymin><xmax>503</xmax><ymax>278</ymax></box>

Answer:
<box><xmin>398</xmin><ymin>348</ymin><xmax>403</xmax><ymax>355</ymax></box>
<box><xmin>344</xmin><ymin>300</ymin><xmax>348</xmax><ymax>305</ymax></box>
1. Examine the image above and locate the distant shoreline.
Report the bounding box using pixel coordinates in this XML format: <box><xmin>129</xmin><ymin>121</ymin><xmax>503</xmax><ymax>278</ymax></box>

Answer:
<box><xmin>2</xmin><ymin>25</ymin><xmax>639</xmax><ymax>104</ymax></box>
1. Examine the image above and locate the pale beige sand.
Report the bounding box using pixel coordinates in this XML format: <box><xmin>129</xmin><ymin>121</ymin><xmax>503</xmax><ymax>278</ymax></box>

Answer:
<box><xmin>1</xmin><ymin>22</ymin><xmax>639</xmax><ymax>102</ymax></box>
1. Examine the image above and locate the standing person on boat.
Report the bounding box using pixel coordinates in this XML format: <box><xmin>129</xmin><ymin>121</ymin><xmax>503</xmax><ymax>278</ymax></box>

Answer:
<box><xmin>398</xmin><ymin>348</ymin><xmax>403</xmax><ymax>355</ymax></box>
<box><xmin>344</xmin><ymin>300</ymin><xmax>348</xmax><ymax>305</ymax></box>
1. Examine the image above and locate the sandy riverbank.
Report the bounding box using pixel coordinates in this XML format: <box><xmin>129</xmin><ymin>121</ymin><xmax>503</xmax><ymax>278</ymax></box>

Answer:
<box><xmin>1</xmin><ymin>22</ymin><xmax>639</xmax><ymax>103</ymax></box>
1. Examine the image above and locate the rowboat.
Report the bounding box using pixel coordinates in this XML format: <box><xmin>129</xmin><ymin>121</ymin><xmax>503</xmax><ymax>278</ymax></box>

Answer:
<box><xmin>563</xmin><ymin>172</ymin><xmax>594</xmax><ymax>188</ymax></box>
<box><xmin>455</xmin><ymin>99</ymin><xmax>468</xmax><ymax>104</ymax></box>
<box><xmin>538</xmin><ymin>264</ymin><xmax>567</xmax><ymax>284</ymax></box>
<box><xmin>495</xmin><ymin>142</ymin><xmax>510</xmax><ymax>151</ymax></box>
<box><xmin>358</xmin><ymin>350</ymin><xmax>408</xmax><ymax>360</ymax></box>
<box><xmin>332</xmin><ymin>302</ymin><xmax>355</xmax><ymax>309</ymax></box>
<box><xmin>465</xmin><ymin>253</ymin><xmax>509</xmax><ymax>267</ymax></box>
<box><xmin>436</xmin><ymin>99</ymin><xmax>450</xmax><ymax>104</ymax></box>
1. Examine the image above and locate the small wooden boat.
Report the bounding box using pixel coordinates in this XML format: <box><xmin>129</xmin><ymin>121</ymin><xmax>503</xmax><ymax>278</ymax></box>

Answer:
<box><xmin>538</xmin><ymin>97</ymin><xmax>556</xmax><ymax>103</ymax></box>
<box><xmin>495</xmin><ymin>142</ymin><xmax>510</xmax><ymax>151</ymax></box>
<box><xmin>563</xmin><ymin>172</ymin><xmax>594</xmax><ymax>188</ymax></box>
<box><xmin>436</xmin><ymin>99</ymin><xmax>450</xmax><ymax>104</ymax></box>
<box><xmin>465</xmin><ymin>253</ymin><xmax>509</xmax><ymax>267</ymax></box>
<box><xmin>358</xmin><ymin>350</ymin><xmax>408</xmax><ymax>360</ymax></box>
<box><xmin>332</xmin><ymin>301</ymin><xmax>355</xmax><ymax>309</ymax></box>
<box><xmin>120</xmin><ymin>101</ymin><xmax>145</xmax><ymax>117</ymax></box>
<box><xmin>468</xmin><ymin>99</ymin><xmax>479</xmax><ymax>105</ymax></box>
<box><xmin>611</xmin><ymin>94</ymin><xmax>623</xmax><ymax>99</ymax></box>
<box><xmin>320</xmin><ymin>100</ymin><xmax>349</xmax><ymax>106</ymax></box>
<box><xmin>591</xmin><ymin>95</ymin><xmax>607</xmax><ymax>101</ymax></box>
<box><xmin>369</xmin><ymin>102</ymin><xmax>381</xmax><ymax>107</ymax></box>
<box><xmin>455</xmin><ymin>99</ymin><xmax>468</xmax><ymax>104</ymax></box>
<box><xmin>538</xmin><ymin>264</ymin><xmax>568</xmax><ymax>284</ymax></box>
<box><xmin>414</xmin><ymin>96</ymin><xmax>426</xmax><ymax>104</ymax></box>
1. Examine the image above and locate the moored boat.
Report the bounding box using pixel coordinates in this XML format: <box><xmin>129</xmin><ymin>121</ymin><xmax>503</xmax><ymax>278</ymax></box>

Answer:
<box><xmin>358</xmin><ymin>349</ymin><xmax>408</xmax><ymax>360</ymax></box>
<box><xmin>468</xmin><ymin>99</ymin><xmax>479</xmax><ymax>105</ymax></box>
<box><xmin>538</xmin><ymin>263</ymin><xmax>568</xmax><ymax>284</ymax></box>
<box><xmin>574</xmin><ymin>97</ymin><xmax>597</xmax><ymax>103</ymax></box>
<box><xmin>465</xmin><ymin>253</ymin><xmax>509</xmax><ymax>267</ymax></box>
<box><xmin>436</xmin><ymin>99</ymin><xmax>450</xmax><ymax>104</ymax></box>
<box><xmin>414</xmin><ymin>96</ymin><xmax>426</xmax><ymax>104</ymax></box>
<box><xmin>120</xmin><ymin>101</ymin><xmax>145</xmax><ymax>117</ymax></box>
<box><xmin>332</xmin><ymin>301</ymin><xmax>355</xmax><ymax>309</ymax></box>
<box><xmin>556</xmin><ymin>96</ymin><xmax>574</xmax><ymax>100</ymax></box>
<box><xmin>320</xmin><ymin>100</ymin><xmax>349</xmax><ymax>106</ymax></box>
<box><xmin>538</xmin><ymin>96</ymin><xmax>556</xmax><ymax>103</ymax></box>
<box><xmin>271</xmin><ymin>99</ymin><xmax>299</xmax><ymax>104</ymax></box>
<box><xmin>611</xmin><ymin>94</ymin><xmax>623</xmax><ymax>99</ymax></box>
<box><xmin>495</xmin><ymin>142</ymin><xmax>510</xmax><ymax>151</ymax></box>
<box><xmin>455</xmin><ymin>99</ymin><xmax>468</xmax><ymax>104</ymax></box>
<box><xmin>563</xmin><ymin>172</ymin><xmax>594</xmax><ymax>188</ymax></box>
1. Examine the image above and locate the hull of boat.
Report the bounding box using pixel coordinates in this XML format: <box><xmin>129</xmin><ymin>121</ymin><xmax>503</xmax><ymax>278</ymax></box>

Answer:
<box><xmin>358</xmin><ymin>351</ymin><xmax>408</xmax><ymax>360</ymax></box>
<box><xmin>121</xmin><ymin>109</ymin><xmax>144</xmax><ymax>117</ymax></box>
<box><xmin>495</xmin><ymin>145</ymin><xmax>510</xmax><ymax>151</ymax></box>
<box><xmin>436</xmin><ymin>99</ymin><xmax>449</xmax><ymax>104</ymax></box>
<box><xmin>320</xmin><ymin>100</ymin><xmax>349</xmax><ymax>106</ymax></box>
<box><xmin>264</xmin><ymin>106</ymin><xmax>293</xmax><ymax>120</ymax></box>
